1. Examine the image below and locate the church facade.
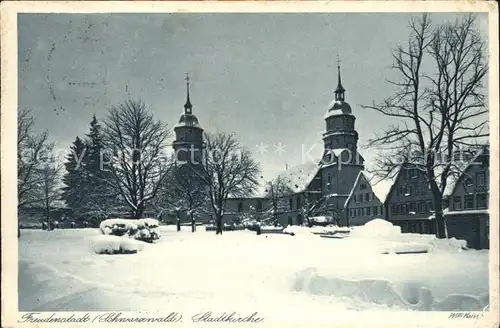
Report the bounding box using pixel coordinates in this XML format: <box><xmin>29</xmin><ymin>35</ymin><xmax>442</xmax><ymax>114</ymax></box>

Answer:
<box><xmin>222</xmin><ymin>65</ymin><xmax>365</xmax><ymax>226</ymax></box>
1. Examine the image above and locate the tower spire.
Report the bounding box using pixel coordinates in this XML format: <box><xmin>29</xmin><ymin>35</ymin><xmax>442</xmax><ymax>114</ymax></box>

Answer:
<box><xmin>335</xmin><ymin>54</ymin><xmax>345</xmax><ymax>101</ymax></box>
<box><xmin>184</xmin><ymin>73</ymin><xmax>192</xmax><ymax>113</ymax></box>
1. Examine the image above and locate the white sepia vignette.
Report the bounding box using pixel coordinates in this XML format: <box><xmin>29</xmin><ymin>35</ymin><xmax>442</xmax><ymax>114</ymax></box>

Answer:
<box><xmin>1</xmin><ymin>1</ymin><xmax>499</xmax><ymax>328</ymax></box>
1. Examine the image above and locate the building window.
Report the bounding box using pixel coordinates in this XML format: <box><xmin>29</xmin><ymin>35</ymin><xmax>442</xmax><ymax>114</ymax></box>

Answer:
<box><xmin>327</xmin><ymin>174</ymin><xmax>332</xmax><ymax>190</ymax></box>
<box><xmin>476</xmin><ymin>172</ymin><xmax>485</xmax><ymax>186</ymax></box>
<box><xmin>410</xmin><ymin>168</ymin><xmax>418</xmax><ymax>179</ymax></box>
<box><xmin>420</xmin><ymin>185</ymin><xmax>427</xmax><ymax>195</ymax></box>
<box><xmin>453</xmin><ymin>196</ymin><xmax>462</xmax><ymax>210</ymax></box>
<box><xmin>238</xmin><ymin>202</ymin><xmax>243</xmax><ymax>212</ymax></box>
<box><xmin>380</xmin><ymin>206</ymin><xmax>384</xmax><ymax>215</ymax></box>
<box><xmin>357</xmin><ymin>208</ymin><xmax>362</xmax><ymax>216</ymax></box>
<box><xmin>442</xmin><ymin>198</ymin><xmax>450</xmax><ymax>209</ymax></box>
<box><xmin>296</xmin><ymin>195</ymin><xmax>302</xmax><ymax>209</ymax></box>
<box><xmin>256</xmin><ymin>200</ymin><xmax>263</xmax><ymax>212</ymax></box>
<box><xmin>410</xmin><ymin>202</ymin><xmax>416</xmax><ymax>213</ymax></box>
<box><xmin>365</xmin><ymin>193</ymin><xmax>369</xmax><ymax>202</ymax></box>
<box><xmin>425</xmin><ymin>200</ymin><xmax>434</xmax><ymax>212</ymax></box>
<box><xmin>406</xmin><ymin>186</ymin><xmax>412</xmax><ymax>196</ymax></box>
<box><xmin>476</xmin><ymin>193</ymin><xmax>488</xmax><ymax>209</ymax></box>
<box><xmin>464</xmin><ymin>195</ymin><xmax>474</xmax><ymax>210</ymax></box>
<box><xmin>373</xmin><ymin>206</ymin><xmax>378</xmax><ymax>216</ymax></box>
<box><xmin>418</xmin><ymin>202</ymin><xmax>425</xmax><ymax>213</ymax></box>
<box><xmin>465</xmin><ymin>177</ymin><xmax>473</xmax><ymax>187</ymax></box>
<box><xmin>360</xmin><ymin>183</ymin><xmax>367</xmax><ymax>190</ymax></box>
<box><xmin>402</xmin><ymin>204</ymin><xmax>407</xmax><ymax>214</ymax></box>
<box><xmin>368</xmin><ymin>193</ymin><xmax>373</xmax><ymax>201</ymax></box>
<box><xmin>289</xmin><ymin>198</ymin><xmax>293</xmax><ymax>210</ymax></box>
<box><xmin>391</xmin><ymin>204</ymin><xmax>398</xmax><ymax>215</ymax></box>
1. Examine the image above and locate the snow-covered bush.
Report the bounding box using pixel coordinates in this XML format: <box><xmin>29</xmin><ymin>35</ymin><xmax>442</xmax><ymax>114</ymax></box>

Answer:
<box><xmin>99</xmin><ymin>218</ymin><xmax>161</xmax><ymax>243</ymax></box>
<box><xmin>90</xmin><ymin>235</ymin><xmax>146</xmax><ymax>254</ymax></box>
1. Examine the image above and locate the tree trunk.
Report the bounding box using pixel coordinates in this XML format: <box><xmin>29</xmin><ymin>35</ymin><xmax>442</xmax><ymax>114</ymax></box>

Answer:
<box><xmin>435</xmin><ymin>211</ymin><xmax>447</xmax><ymax>239</ymax></box>
<box><xmin>215</xmin><ymin>215</ymin><xmax>223</xmax><ymax>235</ymax></box>
<box><xmin>45</xmin><ymin>193</ymin><xmax>51</xmax><ymax>231</ymax></box>
<box><xmin>191</xmin><ymin>212</ymin><xmax>195</xmax><ymax>232</ymax></box>
<box><xmin>433</xmin><ymin>195</ymin><xmax>446</xmax><ymax>239</ymax></box>
<box><xmin>176</xmin><ymin>210</ymin><xmax>181</xmax><ymax>232</ymax></box>
<box><xmin>134</xmin><ymin>202</ymin><xmax>145</xmax><ymax>219</ymax></box>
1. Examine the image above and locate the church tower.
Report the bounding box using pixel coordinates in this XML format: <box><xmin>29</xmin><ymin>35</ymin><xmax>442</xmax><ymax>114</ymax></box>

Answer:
<box><xmin>320</xmin><ymin>60</ymin><xmax>364</xmax><ymax>196</ymax></box>
<box><xmin>173</xmin><ymin>74</ymin><xmax>204</xmax><ymax>165</ymax></box>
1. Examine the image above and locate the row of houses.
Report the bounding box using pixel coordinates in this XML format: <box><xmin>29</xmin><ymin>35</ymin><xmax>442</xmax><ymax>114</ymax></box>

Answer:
<box><xmin>224</xmin><ymin>146</ymin><xmax>490</xmax><ymax>249</ymax></box>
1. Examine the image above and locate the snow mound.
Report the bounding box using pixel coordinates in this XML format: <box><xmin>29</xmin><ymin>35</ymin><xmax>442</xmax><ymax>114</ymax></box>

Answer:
<box><xmin>293</xmin><ymin>268</ymin><xmax>488</xmax><ymax>311</ymax></box>
<box><xmin>90</xmin><ymin>235</ymin><xmax>146</xmax><ymax>255</ymax></box>
<box><xmin>428</xmin><ymin>237</ymin><xmax>468</xmax><ymax>252</ymax></box>
<box><xmin>99</xmin><ymin>218</ymin><xmax>160</xmax><ymax>243</ymax></box>
<box><xmin>350</xmin><ymin>219</ymin><xmax>401</xmax><ymax>240</ymax></box>
<box><xmin>380</xmin><ymin>243</ymin><xmax>430</xmax><ymax>254</ymax></box>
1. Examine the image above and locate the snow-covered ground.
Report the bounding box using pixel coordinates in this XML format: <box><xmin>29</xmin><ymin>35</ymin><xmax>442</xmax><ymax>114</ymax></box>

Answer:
<box><xmin>19</xmin><ymin>222</ymin><xmax>489</xmax><ymax>318</ymax></box>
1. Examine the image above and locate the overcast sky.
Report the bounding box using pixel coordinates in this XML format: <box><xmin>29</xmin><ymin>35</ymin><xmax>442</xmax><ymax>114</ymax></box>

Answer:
<box><xmin>18</xmin><ymin>13</ymin><xmax>488</xmax><ymax>181</ymax></box>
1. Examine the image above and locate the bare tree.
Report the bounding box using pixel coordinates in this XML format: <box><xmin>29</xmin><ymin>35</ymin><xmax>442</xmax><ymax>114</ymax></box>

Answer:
<box><xmin>264</xmin><ymin>175</ymin><xmax>293</xmax><ymax>224</ymax></box>
<box><xmin>363</xmin><ymin>14</ymin><xmax>488</xmax><ymax>238</ymax></box>
<box><xmin>17</xmin><ymin>108</ymin><xmax>53</xmax><ymax>208</ymax></box>
<box><xmin>197</xmin><ymin>132</ymin><xmax>260</xmax><ymax>234</ymax></box>
<box><xmin>309</xmin><ymin>196</ymin><xmax>346</xmax><ymax>226</ymax></box>
<box><xmin>297</xmin><ymin>192</ymin><xmax>327</xmax><ymax>227</ymax></box>
<box><xmin>36</xmin><ymin>151</ymin><xmax>63</xmax><ymax>230</ymax></box>
<box><xmin>171</xmin><ymin>163</ymin><xmax>209</xmax><ymax>231</ymax></box>
<box><xmin>103</xmin><ymin>100</ymin><xmax>172</xmax><ymax>219</ymax></box>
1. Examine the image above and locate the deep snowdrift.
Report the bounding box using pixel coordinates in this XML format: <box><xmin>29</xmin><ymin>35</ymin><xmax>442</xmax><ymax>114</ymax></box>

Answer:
<box><xmin>18</xmin><ymin>223</ymin><xmax>489</xmax><ymax>314</ymax></box>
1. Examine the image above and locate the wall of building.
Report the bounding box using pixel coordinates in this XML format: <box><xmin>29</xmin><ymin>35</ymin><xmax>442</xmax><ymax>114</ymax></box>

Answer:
<box><xmin>442</xmin><ymin>150</ymin><xmax>489</xmax><ymax>249</ymax></box>
<box><xmin>346</xmin><ymin>174</ymin><xmax>384</xmax><ymax>226</ymax></box>
<box><xmin>385</xmin><ymin>165</ymin><xmax>435</xmax><ymax>233</ymax></box>
<box><xmin>445</xmin><ymin>213</ymin><xmax>489</xmax><ymax>249</ymax></box>
<box><xmin>447</xmin><ymin>162</ymin><xmax>489</xmax><ymax>212</ymax></box>
<box><xmin>321</xmin><ymin>164</ymin><xmax>363</xmax><ymax>196</ymax></box>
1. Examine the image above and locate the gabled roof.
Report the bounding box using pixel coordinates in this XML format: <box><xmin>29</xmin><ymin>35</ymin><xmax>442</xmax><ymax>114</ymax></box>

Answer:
<box><xmin>276</xmin><ymin>160</ymin><xmax>322</xmax><ymax>195</ymax></box>
<box><xmin>344</xmin><ymin>170</ymin><xmax>394</xmax><ymax>207</ymax></box>
<box><xmin>442</xmin><ymin>147</ymin><xmax>489</xmax><ymax>197</ymax></box>
<box><xmin>371</xmin><ymin>165</ymin><xmax>404</xmax><ymax>205</ymax></box>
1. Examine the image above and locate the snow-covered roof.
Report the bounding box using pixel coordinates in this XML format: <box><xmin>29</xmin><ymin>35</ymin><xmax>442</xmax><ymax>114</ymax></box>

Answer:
<box><xmin>442</xmin><ymin>147</ymin><xmax>489</xmax><ymax>197</ymax></box>
<box><xmin>276</xmin><ymin>159</ymin><xmax>322</xmax><ymax>195</ymax></box>
<box><xmin>368</xmin><ymin>166</ymin><xmax>403</xmax><ymax>204</ymax></box>
<box><xmin>174</xmin><ymin>112</ymin><xmax>201</xmax><ymax>129</ymax></box>
<box><xmin>324</xmin><ymin>98</ymin><xmax>352</xmax><ymax>117</ymax></box>
<box><xmin>344</xmin><ymin>171</ymin><xmax>394</xmax><ymax>207</ymax></box>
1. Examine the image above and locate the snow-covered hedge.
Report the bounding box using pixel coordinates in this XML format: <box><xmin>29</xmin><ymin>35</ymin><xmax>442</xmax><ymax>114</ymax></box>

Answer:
<box><xmin>90</xmin><ymin>235</ymin><xmax>146</xmax><ymax>254</ymax></box>
<box><xmin>99</xmin><ymin>218</ymin><xmax>161</xmax><ymax>243</ymax></box>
